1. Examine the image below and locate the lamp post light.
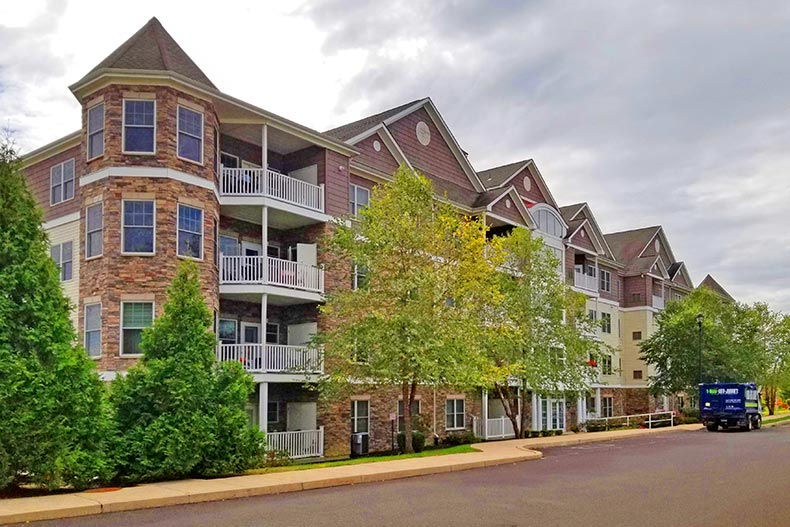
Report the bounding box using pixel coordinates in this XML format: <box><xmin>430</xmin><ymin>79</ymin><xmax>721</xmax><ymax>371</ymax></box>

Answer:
<box><xmin>696</xmin><ymin>312</ymin><xmax>704</xmax><ymax>386</ymax></box>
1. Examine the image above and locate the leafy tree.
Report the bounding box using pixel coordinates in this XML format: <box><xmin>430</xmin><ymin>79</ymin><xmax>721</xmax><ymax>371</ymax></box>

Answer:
<box><xmin>317</xmin><ymin>166</ymin><xmax>492</xmax><ymax>453</ymax></box>
<box><xmin>112</xmin><ymin>261</ymin><xmax>265</xmax><ymax>482</ymax></box>
<box><xmin>753</xmin><ymin>307</ymin><xmax>790</xmax><ymax>415</ymax></box>
<box><xmin>641</xmin><ymin>287</ymin><xmax>764</xmax><ymax>397</ymax></box>
<box><xmin>0</xmin><ymin>138</ymin><xmax>113</xmax><ymax>491</ymax></box>
<box><xmin>478</xmin><ymin>227</ymin><xmax>600</xmax><ymax>438</ymax></box>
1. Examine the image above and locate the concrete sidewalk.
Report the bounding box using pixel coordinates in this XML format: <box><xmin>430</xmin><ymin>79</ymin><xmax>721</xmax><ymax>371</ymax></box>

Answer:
<box><xmin>0</xmin><ymin>420</ymin><xmax>768</xmax><ymax>525</ymax></box>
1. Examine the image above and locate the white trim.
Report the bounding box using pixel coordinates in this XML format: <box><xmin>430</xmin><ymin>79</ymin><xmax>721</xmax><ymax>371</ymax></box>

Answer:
<box><xmin>569</xmin><ymin>203</ymin><xmax>616</xmax><ymax>260</ymax></box>
<box><xmin>241</xmin><ymin>321</ymin><xmax>262</xmax><ymax>344</ymax></box>
<box><xmin>378</xmin><ymin>127</ymin><xmax>413</xmax><ymax>169</ymax></box>
<box><xmin>218</xmin><ymin>317</ymin><xmax>239</xmax><ymax>344</ymax></box>
<box><xmin>176</xmin><ymin>105</ymin><xmax>204</xmax><ymax>165</ymax></box>
<box><xmin>84</xmin><ymin>302</ymin><xmax>102</xmax><ymax>359</ymax></box>
<box><xmin>597</xmin><ymin>296</ymin><xmax>620</xmax><ymax>307</ymax></box>
<box><xmin>351</xmin><ymin>399</ymin><xmax>371</xmax><ymax>434</ymax></box>
<box><xmin>349</xmin><ymin>183</ymin><xmax>371</xmax><ymax>217</ymax></box>
<box><xmin>122</xmin><ymin>99</ymin><xmax>157</xmax><ymax>155</ymax></box>
<box><xmin>485</xmin><ymin>186</ymin><xmax>535</xmax><ymax>228</ymax></box>
<box><xmin>43</xmin><ymin>211</ymin><xmax>80</xmax><ymax>230</ymax></box>
<box><xmin>220</xmin><ymin>151</ymin><xmax>240</xmax><ymax>168</ymax></box>
<box><xmin>120</xmin><ymin>300</ymin><xmax>155</xmax><ymax>357</ymax></box>
<box><xmin>483</xmin><ymin>161</ymin><xmax>531</xmax><ymax>191</ymax></box>
<box><xmin>445</xmin><ymin>397</ymin><xmax>466</xmax><ymax>431</ymax></box>
<box><xmin>176</xmin><ymin>203</ymin><xmax>204</xmax><ymax>260</ymax></box>
<box><xmin>81</xmin><ymin>166</ymin><xmax>219</xmax><ymax>199</ymax></box>
<box><xmin>530</xmin><ymin>202</ymin><xmax>568</xmax><ymax>236</ymax></box>
<box><xmin>619</xmin><ymin>305</ymin><xmax>660</xmax><ymax>313</ymax></box>
<box><xmin>567</xmin><ymin>243</ymin><xmax>598</xmax><ymax>257</ymax></box>
<box><xmin>121</xmin><ymin>199</ymin><xmax>156</xmax><ymax>256</ymax></box>
<box><xmin>85</xmin><ymin>202</ymin><xmax>104</xmax><ymax>259</ymax></box>
<box><xmin>396</xmin><ymin>398</ymin><xmax>422</xmax><ymax>433</ymax></box>
<box><xmin>486</xmin><ymin>212</ymin><xmax>527</xmax><ymax>229</ymax></box>
<box><xmin>86</xmin><ymin>102</ymin><xmax>105</xmax><ymax>161</ymax></box>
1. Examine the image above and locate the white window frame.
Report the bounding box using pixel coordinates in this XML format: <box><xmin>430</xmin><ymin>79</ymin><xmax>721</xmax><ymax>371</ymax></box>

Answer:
<box><xmin>176</xmin><ymin>105</ymin><xmax>204</xmax><ymax>165</ymax></box>
<box><xmin>601</xmin><ymin>396</ymin><xmax>614</xmax><ymax>418</ymax></box>
<box><xmin>352</xmin><ymin>264</ymin><xmax>368</xmax><ymax>290</ymax></box>
<box><xmin>122</xmin><ymin>99</ymin><xmax>156</xmax><ymax>155</ymax></box>
<box><xmin>396</xmin><ymin>399</ymin><xmax>421</xmax><ymax>433</ymax></box>
<box><xmin>87</xmin><ymin>102</ymin><xmax>105</xmax><ymax>161</ymax></box>
<box><xmin>218</xmin><ymin>318</ymin><xmax>238</xmax><ymax>345</ymax></box>
<box><xmin>220</xmin><ymin>151</ymin><xmax>239</xmax><ymax>169</ymax></box>
<box><xmin>50</xmin><ymin>242</ymin><xmax>73</xmax><ymax>282</ymax></box>
<box><xmin>600</xmin><ymin>269</ymin><xmax>611</xmax><ymax>292</ymax></box>
<box><xmin>84</xmin><ymin>302</ymin><xmax>102</xmax><ymax>359</ymax></box>
<box><xmin>177</xmin><ymin>204</ymin><xmax>204</xmax><ymax>260</ymax></box>
<box><xmin>267</xmin><ymin>401</ymin><xmax>280</xmax><ymax>424</ymax></box>
<box><xmin>601</xmin><ymin>354</ymin><xmax>613</xmax><ymax>375</ymax></box>
<box><xmin>601</xmin><ymin>312</ymin><xmax>612</xmax><ymax>334</ymax></box>
<box><xmin>85</xmin><ymin>202</ymin><xmax>103</xmax><ymax>259</ymax></box>
<box><xmin>50</xmin><ymin>158</ymin><xmax>75</xmax><ymax>206</ymax></box>
<box><xmin>265</xmin><ymin>322</ymin><xmax>279</xmax><ymax>344</ymax></box>
<box><xmin>122</xmin><ymin>199</ymin><xmax>156</xmax><ymax>256</ymax></box>
<box><xmin>120</xmin><ymin>301</ymin><xmax>154</xmax><ymax>356</ymax></box>
<box><xmin>351</xmin><ymin>399</ymin><xmax>370</xmax><ymax>434</ymax></box>
<box><xmin>445</xmin><ymin>398</ymin><xmax>465</xmax><ymax>431</ymax></box>
<box><xmin>349</xmin><ymin>183</ymin><xmax>370</xmax><ymax>217</ymax></box>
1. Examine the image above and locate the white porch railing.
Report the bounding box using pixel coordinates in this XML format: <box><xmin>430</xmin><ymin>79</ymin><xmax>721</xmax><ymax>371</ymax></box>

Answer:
<box><xmin>472</xmin><ymin>416</ymin><xmax>517</xmax><ymax>440</ymax></box>
<box><xmin>267</xmin><ymin>427</ymin><xmax>324</xmax><ymax>459</ymax></box>
<box><xmin>586</xmin><ymin>411</ymin><xmax>675</xmax><ymax>430</ymax></box>
<box><xmin>574</xmin><ymin>271</ymin><xmax>598</xmax><ymax>291</ymax></box>
<box><xmin>220</xmin><ymin>167</ymin><xmax>324</xmax><ymax>212</ymax></box>
<box><xmin>652</xmin><ymin>295</ymin><xmax>665</xmax><ymax>309</ymax></box>
<box><xmin>220</xmin><ymin>255</ymin><xmax>324</xmax><ymax>293</ymax></box>
<box><xmin>216</xmin><ymin>343</ymin><xmax>323</xmax><ymax>373</ymax></box>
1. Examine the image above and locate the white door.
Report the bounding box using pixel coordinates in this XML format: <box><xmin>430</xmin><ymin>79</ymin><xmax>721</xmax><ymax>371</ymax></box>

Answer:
<box><xmin>241</xmin><ymin>242</ymin><xmax>263</xmax><ymax>282</ymax></box>
<box><xmin>286</xmin><ymin>402</ymin><xmax>317</xmax><ymax>431</ymax></box>
<box><xmin>241</xmin><ymin>322</ymin><xmax>261</xmax><ymax>344</ymax></box>
<box><xmin>241</xmin><ymin>241</ymin><xmax>262</xmax><ymax>257</ymax></box>
<box><xmin>296</xmin><ymin>243</ymin><xmax>317</xmax><ymax>266</ymax></box>
<box><xmin>288</xmin><ymin>322</ymin><xmax>317</xmax><ymax>346</ymax></box>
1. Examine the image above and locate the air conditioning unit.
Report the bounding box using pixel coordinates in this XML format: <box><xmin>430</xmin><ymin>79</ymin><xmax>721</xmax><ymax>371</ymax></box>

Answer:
<box><xmin>350</xmin><ymin>433</ymin><xmax>369</xmax><ymax>456</ymax></box>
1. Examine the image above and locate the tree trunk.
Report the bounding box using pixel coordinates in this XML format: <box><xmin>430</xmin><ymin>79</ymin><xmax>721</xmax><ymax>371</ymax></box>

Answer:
<box><xmin>494</xmin><ymin>384</ymin><xmax>522</xmax><ymax>438</ymax></box>
<box><xmin>520</xmin><ymin>382</ymin><xmax>530</xmax><ymax>437</ymax></box>
<box><xmin>766</xmin><ymin>386</ymin><xmax>776</xmax><ymax>416</ymax></box>
<box><xmin>402</xmin><ymin>381</ymin><xmax>417</xmax><ymax>453</ymax></box>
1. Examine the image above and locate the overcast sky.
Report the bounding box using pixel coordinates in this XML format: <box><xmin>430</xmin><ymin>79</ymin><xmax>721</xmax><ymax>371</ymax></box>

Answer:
<box><xmin>2</xmin><ymin>1</ymin><xmax>789</xmax><ymax>310</ymax></box>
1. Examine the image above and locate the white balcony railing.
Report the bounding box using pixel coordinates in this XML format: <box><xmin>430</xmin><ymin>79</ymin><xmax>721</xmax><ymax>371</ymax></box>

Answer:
<box><xmin>217</xmin><ymin>343</ymin><xmax>323</xmax><ymax>374</ymax></box>
<box><xmin>574</xmin><ymin>271</ymin><xmax>598</xmax><ymax>291</ymax></box>
<box><xmin>267</xmin><ymin>428</ymin><xmax>324</xmax><ymax>459</ymax></box>
<box><xmin>652</xmin><ymin>295</ymin><xmax>665</xmax><ymax>309</ymax></box>
<box><xmin>220</xmin><ymin>255</ymin><xmax>324</xmax><ymax>293</ymax></box>
<box><xmin>473</xmin><ymin>416</ymin><xmax>517</xmax><ymax>440</ymax></box>
<box><xmin>220</xmin><ymin>167</ymin><xmax>324</xmax><ymax>212</ymax></box>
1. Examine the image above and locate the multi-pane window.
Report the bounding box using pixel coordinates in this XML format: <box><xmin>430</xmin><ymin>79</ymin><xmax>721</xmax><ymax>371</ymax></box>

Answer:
<box><xmin>601</xmin><ymin>312</ymin><xmax>612</xmax><ymax>333</ymax></box>
<box><xmin>121</xmin><ymin>302</ymin><xmax>153</xmax><ymax>355</ymax></box>
<box><xmin>446</xmin><ymin>398</ymin><xmax>465</xmax><ymax>430</ymax></box>
<box><xmin>349</xmin><ymin>184</ymin><xmax>370</xmax><ymax>217</ymax></box>
<box><xmin>123</xmin><ymin>100</ymin><xmax>155</xmax><ymax>153</ymax></box>
<box><xmin>86</xmin><ymin>203</ymin><xmax>103</xmax><ymax>258</ymax></box>
<box><xmin>588</xmin><ymin>309</ymin><xmax>597</xmax><ymax>322</ymax></box>
<box><xmin>123</xmin><ymin>200</ymin><xmax>155</xmax><ymax>254</ymax></box>
<box><xmin>267</xmin><ymin>401</ymin><xmax>280</xmax><ymax>424</ymax></box>
<box><xmin>602</xmin><ymin>396</ymin><xmax>614</xmax><ymax>418</ymax></box>
<box><xmin>50</xmin><ymin>159</ymin><xmax>75</xmax><ymax>205</ymax></box>
<box><xmin>177</xmin><ymin>204</ymin><xmax>203</xmax><ymax>258</ymax></box>
<box><xmin>50</xmin><ymin>242</ymin><xmax>73</xmax><ymax>281</ymax></box>
<box><xmin>351</xmin><ymin>400</ymin><xmax>370</xmax><ymax>434</ymax></box>
<box><xmin>220</xmin><ymin>152</ymin><xmax>239</xmax><ymax>169</ymax></box>
<box><xmin>265</xmin><ymin>323</ymin><xmax>279</xmax><ymax>344</ymax></box>
<box><xmin>219</xmin><ymin>235</ymin><xmax>239</xmax><ymax>256</ymax></box>
<box><xmin>84</xmin><ymin>303</ymin><xmax>101</xmax><ymax>358</ymax></box>
<box><xmin>87</xmin><ymin>103</ymin><xmax>105</xmax><ymax>159</ymax></box>
<box><xmin>397</xmin><ymin>400</ymin><xmax>421</xmax><ymax>432</ymax></box>
<box><xmin>600</xmin><ymin>270</ymin><xmax>611</xmax><ymax>292</ymax></box>
<box><xmin>632</xmin><ymin>331</ymin><xmax>642</xmax><ymax>341</ymax></box>
<box><xmin>633</xmin><ymin>370</ymin><xmax>643</xmax><ymax>380</ymax></box>
<box><xmin>601</xmin><ymin>354</ymin><xmax>613</xmax><ymax>375</ymax></box>
<box><xmin>177</xmin><ymin>106</ymin><xmax>203</xmax><ymax>163</ymax></box>
<box><xmin>352</xmin><ymin>264</ymin><xmax>368</xmax><ymax>290</ymax></box>
<box><xmin>218</xmin><ymin>319</ymin><xmax>238</xmax><ymax>345</ymax></box>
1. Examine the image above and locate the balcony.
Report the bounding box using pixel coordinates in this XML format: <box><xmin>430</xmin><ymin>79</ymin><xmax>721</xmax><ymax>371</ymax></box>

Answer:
<box><xmin>216</xmin><ymin>343</ymin><xmax>323</xmax><ymax>374</ymax></box>
<box><xmin>652</xmin><ymin>295</ymin><xmax>665</xmax><ymax>309</ymax></box>
<box><xmin>220</xmin><ymin>255</ymin><xmax>324</xmax><ymax>293</ymax></box>
<box><xmin>220</xmin><ymin>167</ymin><xmax>324</xmax><ymax>212</ymax></box>
<box><xmin>573</xmin><ymin>271</ymin><xmax>598</xmax><ymax>292</ymax></box>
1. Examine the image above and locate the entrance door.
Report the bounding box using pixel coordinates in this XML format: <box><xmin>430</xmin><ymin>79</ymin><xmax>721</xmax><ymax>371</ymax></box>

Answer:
<box><xmin>241</xmin><ymin>322</ymin><xmax>260</xmax><ymax>344</ymax></box>
<box><xmin>539</xmin><ymin>397</ymin><xmax>566</xmax><ymax>431</ymax></box>
<box><xmin>241</xmin><ymin>241</ymin><xmax>262</xmax><ymax>282</ymax></box>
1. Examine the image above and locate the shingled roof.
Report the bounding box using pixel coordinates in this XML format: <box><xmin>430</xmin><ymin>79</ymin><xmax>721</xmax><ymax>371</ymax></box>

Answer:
<box><xmin>72</xmin><ymin>17</ymin><xmax>216</xmax><ymax>90</ymax></box>
<box><xmin>604</xmin><ymin>226</ymin><xmax>661</xmax><ymax>263</ymax></box>
<box><xmin>324</xmin><ymin>99</ymin><xmax>424</xmax><ymax>142</ymax></box>
<box><xmin>477</xmin><ymin>160</ymin><xmax>530</xmax><ymax>190</ymax></box>
<box><xmin>558</xmin><ymin>203</ymin><xmax>585</xmax><ymax>223</ymax></box>
<box><xmin>699</xmin><ymin>274</ymin><xmax>735</xmax><ymax>302</ymax></box>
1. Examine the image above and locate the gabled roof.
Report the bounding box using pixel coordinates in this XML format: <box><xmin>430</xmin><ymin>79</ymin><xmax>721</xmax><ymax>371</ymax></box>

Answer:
<box><xmin>477</xmin><ymin>160</ymin><xmax>531</xmax><ymax>189</ymax></box>
<box><xmin>604</xmin><ymin>226</ymin><xmax>662</xmax><ymax>265</ymax></box>
<box><xmin>324</xmin><ymin>100</ymin><xmax>423</xmax><ymax>142</ymax></box>
<box><xmin>698</xmin><ymin>274</ymin><xmax>735</xmax><ymax>302</ymax></box>
<box><xmin>559</xmin><ymin>203</ymin><xmax>586</xmax><ymax>223</ymax></box>
<box><xmin>72</xmin><ymin>17</ymin><xmax>216</xmax><ymax>91</ymax></box>
<box><xmin>560</xmin><ymin>202</ymin><xmax>616</xmax><ymax>261</ymax></box>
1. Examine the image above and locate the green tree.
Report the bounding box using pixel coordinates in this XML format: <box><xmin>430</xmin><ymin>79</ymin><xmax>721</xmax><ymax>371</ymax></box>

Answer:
<box><xmin>112</xmin><ymin>262</ymin><xmax>264</xmax><ymax>482</ymax></box>
<box><xmin>317</xmin><ymin>166</ymin><xmax>492</xmax><ymax>453</ymax></box>
<box><xmin>478</xmin><ymin>227</ymin><xmax>600</xmax><ymax>438</ymax></box>
<box><xmin>0</xmin><ymin>138</ymin><xmax>113</xmax><ymax>491</ymax></box>
<box><xmin>641</xmin><ymin>287</ymin><xmax>764</xmax><ymax>397</ymax></box>
<box><xmin>753</xmin><ymin>307</ymin><xmax>790</xmax><ymax>415</ymax></box>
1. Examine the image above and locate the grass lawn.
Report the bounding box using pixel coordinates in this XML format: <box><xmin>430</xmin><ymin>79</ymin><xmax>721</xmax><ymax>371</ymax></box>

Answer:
<box><xmin>764</xmin><ymin>414</ymin><xmax>790</xmax><ymax>425</ymax></box>
<box><xmin>247</xmin><ymin>444</ymin><xmax>477</xmax><ymax>475</ymax></box>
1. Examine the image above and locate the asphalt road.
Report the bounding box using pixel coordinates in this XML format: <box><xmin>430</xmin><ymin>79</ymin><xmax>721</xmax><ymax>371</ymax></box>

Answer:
<box><xmin>18</xmin><ymin>425</ymin><xmax>790</xmax><ymax>527</ymax></box>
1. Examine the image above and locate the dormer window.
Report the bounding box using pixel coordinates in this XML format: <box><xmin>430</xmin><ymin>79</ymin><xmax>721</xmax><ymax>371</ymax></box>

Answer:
<box><xmin>123</xmin><ymin>99</ymin><xmax>156</xmax><ymax>154</ymax></box>
<box><xmin>177</xmin><ymin>106</ymin><xmax>203</xmax><ymax>164</ymax></box>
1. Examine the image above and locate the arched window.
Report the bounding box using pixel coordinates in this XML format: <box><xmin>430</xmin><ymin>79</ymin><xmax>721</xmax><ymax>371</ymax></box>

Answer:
<box><xmin>531</xmin><ymin>204</ymin><xmax>567</xmax><ymax>239</ymax></box>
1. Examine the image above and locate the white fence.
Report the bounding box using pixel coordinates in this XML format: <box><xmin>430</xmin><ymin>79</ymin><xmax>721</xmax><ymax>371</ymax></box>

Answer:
<box><xmin>216</xmin><ymin>343</ymin><xmax>323</xmax><ymax>373</ymax></box>
<box><xmin>220</xmin><ymin>167</ymin><xmax>324</xmax><ymax>212</ymax></box>
<box><xmin>586</xmin><ymin>410</ymin><xmax>675</xmax><ymax>430</ymax></box>
<box><xmin>220</xmin><ymin>255</ymin><xmax>324</xmax><ymax>293</ymax></box>
<box><xmin>574</xmin><ymin>271</ymin><xmax>598</xmax><ymax>291</ymax></box>
<box><xmin>652</xmin><ymin>295</ymin><xmax>665</xmax><ymax>309</ymax></box>
<box><xmin>267</xmin><ymin>427</ymin><xmax>324</xmax><ymax>459</ymax></box>
<box><xmin>473</xmin><ymin>416</ymin><xmax>517</xmax><ymax>440</ymax></box>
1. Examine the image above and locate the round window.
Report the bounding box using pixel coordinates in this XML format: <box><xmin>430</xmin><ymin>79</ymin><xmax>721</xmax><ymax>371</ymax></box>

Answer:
<box><xmin>373</xmin><ymin>140</ymin><xmax>381</xmax><ymax>152</ymax></box>
<box><xmin>416</xmin><ymin>121</ymin><xmax>431</xmax><ymax>146</ymax></box>
<box><xmin>523</xmin><ymin>176</ymin><xmax>532</xmax><ymax>192</ymax></box>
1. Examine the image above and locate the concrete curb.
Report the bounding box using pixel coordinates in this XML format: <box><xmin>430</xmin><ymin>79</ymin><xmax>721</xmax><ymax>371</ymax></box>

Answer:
<box><xmin>0</xmin><ymin>422</ymin><xmax>754</xmax><ymax>525</ymax></box>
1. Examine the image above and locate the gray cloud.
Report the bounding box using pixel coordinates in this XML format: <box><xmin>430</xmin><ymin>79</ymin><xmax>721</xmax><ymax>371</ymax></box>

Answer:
<box><xmin>303</xmin><ymin>0</ymin><xmax>790</xmax><ymax>310</ymax></box>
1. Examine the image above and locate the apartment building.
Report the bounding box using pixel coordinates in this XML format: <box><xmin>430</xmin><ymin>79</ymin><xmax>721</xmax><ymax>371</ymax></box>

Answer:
<box><xmin>24</xmin><ymin>17</ymin><xmax>700</xmax><ymax>458</ymax></box>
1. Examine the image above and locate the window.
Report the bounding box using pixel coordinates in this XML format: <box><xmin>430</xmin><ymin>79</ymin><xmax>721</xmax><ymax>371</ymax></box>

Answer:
<box><xmin>633</xmin><ymin>370</ymin><xmax>643</xmax><ymax>380</ymax></box>
<box><xmin>678</xmin><ymin>396</ymin><xmax>686</xmax><ymax>409</ymax></box>
<box><xmin>397</xmin><ymin>399</ymin><xmax>421</xmax><ymax>432</ymax></box>
<box><xmin>218</xmin><ymin>319</ymin><xmax>237</xmax><ymax>345</ymax></box>
<box><xmin>121</xmin><ymin>302</ymin><xmax>153</xmax><ymax>355</ymax></box>
<box><xmin>50</xmin><ymin>159</ymin><xmax>75</xmax><ymax>205</ymax></box>
<box><xmin>601</xmin><ymin>354</ymin><xmax>613</xmax><ymax>375</ymax></box>
<box><xmin>86</xmin><ymin>203</ymin><xmax>103</xmax><ymax>258</ymax></box>
<box><xmin>601</xmin><ymin>396</ymin><xmax>613</xmax><ymax>418</ymax></box>
<box><xmin>87</xmin><ymin>103</ymin><xmax>105</xmax><ymax>159</ymax></box>
<box><xmin>177</xmin><ymin>204</ymin><xmax>203</xmax><ymax>259</ymax></box>
<box><xmin>50</xmin><ymin>242</ymin><xmax>73</xmax><ymax>281</ymax></box>
<box><xmin>352</xmin><ymin>264</ymin><xmax>368</xmax><ymax>290</ymax></box>
<box><xmin>84</xmin><ymin>303</ymin><xmax>101</xmax><ymax>358</ymax></box>
<box><xmin>123</xmin><ymin>200</ymin><xmax>155</xmax><ymax>254</ymax></box>
<box><xmin>600</xmin><ymin>270</ymin><xmax>611</xmax><ymax>292</ymax></box>
<box><xmin>351</xmin><ymin>400</ymin><xmax>370</xmax><ymax>434</ymax></box>
<box><xmin>588</xmin><ymin>309</ymin><xmax>597</xmax><ymax>322</ymax></box>
<box><xmin>220</xmin><ymin>152</ymin><xmax>239</xmax><ymax>169</ymax></box>
<box><xmin>267</xmin><ymin>401</ymin><xmax>279</xmax><ymax>424</ymax></box>
<box><xmin>265</xmin><ymin>323</ymin><xmax>279</xmax><ymax>344</ymax></box>
<box><xmin>219</xmin><ymin>235</ymin><xmax>239</xmax><ymax>256</ymax></box>
<box><xmin>601</xmin><ymin>312</ymin><xmax>612</xmax><ymax>334</ymax></box>
<box><xmin>631</xmin><ymin>293</ymin><xmax>641</xmax><ymax>302</ymax></box>
<box><xmin>446</xmin><ymin>398</ymin><xmax>465</xmax><ymax>430</ymax></box>
<box><xmin>177</xmin><ymin>106</ymin><xmax>203</xmax><ymax>163</ymax></box>
<box><xmin>632</xmin><ymin>331</ymin><xmax>642</xmax><ymax>341</ymax></box>
<box><xmin>123</xmin><ymin>99</ymin><xmax>155</xmax><ymax>153</ymax></box>
<box><xmin>349</xmin><ymin>184</ymin><xmax>370</xmax><ymax>217</ymax></box>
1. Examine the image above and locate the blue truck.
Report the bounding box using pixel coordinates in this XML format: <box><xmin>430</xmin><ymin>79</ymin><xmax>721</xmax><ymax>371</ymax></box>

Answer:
<box><xmin>700</xmin><ymin>383</ymin><xmax>762</xmax><ymax>432</ymax></box>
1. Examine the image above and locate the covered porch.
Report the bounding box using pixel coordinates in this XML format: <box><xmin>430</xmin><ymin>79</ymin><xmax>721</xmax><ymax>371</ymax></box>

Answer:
<box><xmin>251</xmin><ymin>382</ymin><xmax>324</xmax><ymax>459</ymax></box>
